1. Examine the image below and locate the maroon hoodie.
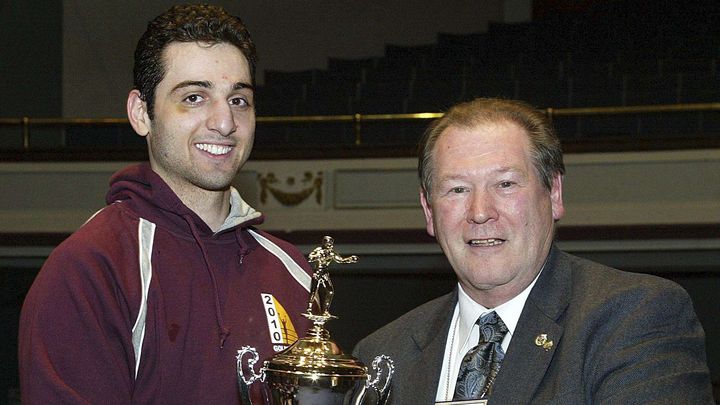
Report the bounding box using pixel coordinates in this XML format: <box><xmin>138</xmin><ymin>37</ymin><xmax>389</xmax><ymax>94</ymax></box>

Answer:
<box><xmin>19</xmin><ymin>163</ymin><xmax>313</xmax><ymax>404</ymax></box>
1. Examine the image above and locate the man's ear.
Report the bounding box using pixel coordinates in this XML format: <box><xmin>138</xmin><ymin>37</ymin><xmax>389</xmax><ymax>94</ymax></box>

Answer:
<box><xmin>127</xmin><ymin>89</ymin><xmax>150</xmax><ymax>137</ymax></box>
<box><xmin>550</xmin><ymin>173</ymin><xmax>565</xmax><ymax>221</ymax></box>
<box><xmin>419</xmin><ymin>188</ymin><xmax>436</xmax><ymax>237</ymax></box>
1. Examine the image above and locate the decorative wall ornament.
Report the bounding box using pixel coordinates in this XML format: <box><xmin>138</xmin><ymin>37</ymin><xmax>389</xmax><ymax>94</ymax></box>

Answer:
<box><xmin>258</xmin><ymin>171</ymin><xmax>323</xmax><ymax>207</ymax></box>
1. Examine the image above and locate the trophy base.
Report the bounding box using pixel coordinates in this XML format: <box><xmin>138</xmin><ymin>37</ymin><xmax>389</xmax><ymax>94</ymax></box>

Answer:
<box><xmin>264</xmin><ymin>374</ymin><xmax>367</xmax><ymax>405</ymax></box>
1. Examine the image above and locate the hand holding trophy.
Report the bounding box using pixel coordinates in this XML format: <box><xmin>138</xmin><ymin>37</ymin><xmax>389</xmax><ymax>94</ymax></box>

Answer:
<box><xmin>237</xmin><ymin>237</ymin><xmax>394</xmax><ymax>405</ymax></box>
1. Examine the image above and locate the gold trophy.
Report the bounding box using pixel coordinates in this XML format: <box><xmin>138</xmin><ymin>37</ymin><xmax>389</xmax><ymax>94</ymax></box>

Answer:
<box><xmin>237</xmin><ymin>236</ymin><xmax>394</xmax><ymax>405</ymax></box>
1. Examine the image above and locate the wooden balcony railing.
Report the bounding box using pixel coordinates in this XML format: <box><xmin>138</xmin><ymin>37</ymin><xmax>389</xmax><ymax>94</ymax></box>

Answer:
<box><xmin>1</xmin><ymin>102</ymin><xmax>719</xmax><ymax>160</ymax></box>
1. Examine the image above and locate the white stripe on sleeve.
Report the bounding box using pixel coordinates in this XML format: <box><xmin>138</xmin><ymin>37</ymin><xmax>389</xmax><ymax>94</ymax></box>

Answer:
<box><xmin>132</xmin><ymin>218</ymin><xmax>156</xmax><ymax>379</ymax></box>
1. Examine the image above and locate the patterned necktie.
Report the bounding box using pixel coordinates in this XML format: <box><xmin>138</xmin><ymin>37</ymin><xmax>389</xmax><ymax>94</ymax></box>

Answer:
<box><xmin>453</xmin><ymin>311</ymin><xmax>508</xmax><ymax>400</ymax></box>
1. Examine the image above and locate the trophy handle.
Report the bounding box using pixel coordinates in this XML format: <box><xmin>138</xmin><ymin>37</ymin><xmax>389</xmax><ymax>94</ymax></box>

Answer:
<box><xmin>236</xmin><ymin>346</ymin><xmax>264</xmax><ymax>405</ymax></box>
<box><xmin>366</xmin><ymin>355</ymin><xmax>394</xmax><ymax>405</ymax></box>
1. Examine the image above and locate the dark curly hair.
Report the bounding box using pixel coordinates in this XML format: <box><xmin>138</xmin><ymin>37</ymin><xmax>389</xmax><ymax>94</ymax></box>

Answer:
<box><xmin>133</xmin><ymin>4</ymin><xmax>257</xmax><ymax>119</ymax></box>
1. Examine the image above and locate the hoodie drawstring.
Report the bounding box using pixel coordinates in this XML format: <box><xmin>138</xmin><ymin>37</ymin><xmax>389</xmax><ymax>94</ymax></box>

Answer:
<box><xmin>183</xmin><ymin>214</ymin><xmax>231</xmax><ymax>349</ymax></box>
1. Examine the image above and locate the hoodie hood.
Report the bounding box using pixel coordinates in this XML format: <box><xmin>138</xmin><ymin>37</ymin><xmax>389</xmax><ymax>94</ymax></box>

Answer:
<box><xmin>107</xmin><ymin>162</ymin><xmax>263</xmax><ymax>235</ymax></box>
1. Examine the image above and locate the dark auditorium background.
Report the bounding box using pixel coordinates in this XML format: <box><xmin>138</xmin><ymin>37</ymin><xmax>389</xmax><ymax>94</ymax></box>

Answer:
<box><xmin>1</xmin><ymin>1</ymin><xmax>719</xmax><ymax>403</ymax></box>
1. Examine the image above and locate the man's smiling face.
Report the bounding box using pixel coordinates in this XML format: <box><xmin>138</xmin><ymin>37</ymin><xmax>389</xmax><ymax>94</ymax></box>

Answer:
<box><xmin>420</xmin><ymin>120</ymin><xmax>564</xmax><ymax>307</ymax></box>
<box><xmin>143</xmin><ymin>41</ymin><xmax>255</xmax><ymax>196</ymax></box>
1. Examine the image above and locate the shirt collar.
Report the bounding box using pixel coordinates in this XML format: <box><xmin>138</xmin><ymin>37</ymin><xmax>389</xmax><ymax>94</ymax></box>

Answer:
<box><xmin>217</xmin><ymin>187</ymin><xmax>262</xmax><ymax>232</ymax></box>
<box><xmin>456</xmin><ymin>265</ymin><xmax>544</xmax><ymax>347</ymax></box>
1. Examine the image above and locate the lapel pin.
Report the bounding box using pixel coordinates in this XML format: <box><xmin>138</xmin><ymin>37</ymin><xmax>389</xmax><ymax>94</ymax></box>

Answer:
<box><xmin>534</xmin><ymin>333</ymin><xmax>554</xmax><ymax>351</ymax></box>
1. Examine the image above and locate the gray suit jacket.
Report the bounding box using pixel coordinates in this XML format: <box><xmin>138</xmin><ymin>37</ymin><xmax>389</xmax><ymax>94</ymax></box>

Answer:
<box><xmin>353</xmin><ymin>247</ymin><xmax>713</xmax><ymax>404</ymax></box>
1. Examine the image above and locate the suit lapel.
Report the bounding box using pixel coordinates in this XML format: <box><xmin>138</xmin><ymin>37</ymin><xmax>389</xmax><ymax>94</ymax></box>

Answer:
<box><xmin>402</xmin><ymin>290</ymin><xmax>457</xmax><ymax>404</ymax></box>
<box><xmin>491</xmin><ymin>300</ymin><xmax>564</xmax><ymax>403</ymax></box>
<box><xmin>490</xmin><ymin>247</ymin><xmax>571</xmax><ymax>404</ymax></box>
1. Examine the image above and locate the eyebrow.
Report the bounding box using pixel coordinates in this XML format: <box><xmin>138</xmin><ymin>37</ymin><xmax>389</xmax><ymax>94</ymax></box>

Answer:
<box><xmin>171</xmin><ymin>80</ymin><xmax>255</xmax><ymax>93</ymax></box>
<box><xmin>234</xmin><ymin>82</ymin><xmax>254</xmax><ymax>91</ymax></box>
<box><xmin>171</xmin><ymin>80</ymin><xmax>211</xmax><ymax>93</ymax></box>
<box><xmin>494</xmin><ymin>166</ymin><xmax>523</xmax><ymax>174</ymax></box>
<box><xmin>436</xmin><ymin>166</ymin><xmax>525</xmax><ymax>182</ymax></box>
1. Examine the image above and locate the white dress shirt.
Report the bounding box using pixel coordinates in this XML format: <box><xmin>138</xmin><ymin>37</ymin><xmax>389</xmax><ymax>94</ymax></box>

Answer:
<box><xmin>435</xmin><ymin>270</ymin><xmax>543</xmax><ymax>402</ymax></box>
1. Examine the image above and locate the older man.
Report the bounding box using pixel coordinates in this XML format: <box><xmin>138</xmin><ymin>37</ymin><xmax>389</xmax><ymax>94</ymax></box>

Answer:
<box><xmin>354</xmin><ymin>98</ymin><xmax>713</xmax><ymax>404</ymax></box>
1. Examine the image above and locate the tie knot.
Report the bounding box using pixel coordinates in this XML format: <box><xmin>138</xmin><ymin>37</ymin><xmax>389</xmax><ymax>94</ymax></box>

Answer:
<box><xmin>477</xmin><ymin>311</ymin><xmax>508</xmax><ymax>344</ymax></box>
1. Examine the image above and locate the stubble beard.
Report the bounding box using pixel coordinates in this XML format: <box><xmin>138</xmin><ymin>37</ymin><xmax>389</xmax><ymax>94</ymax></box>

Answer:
<box><xmin>148</xmin><ymin>126</ymin><xmax>243</xmax><ymax>194</ymax></box>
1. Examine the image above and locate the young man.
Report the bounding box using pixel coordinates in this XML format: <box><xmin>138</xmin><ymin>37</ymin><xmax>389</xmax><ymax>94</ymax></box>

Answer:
<box><xmin>354</xmin><ymin>98</ymin><xmax>713</xmax><ymax>404</ymax></box>
<box><xmin>19</xmin><ymin>5</ymin><xmax>312</xmax><ymax>404</ymax></box>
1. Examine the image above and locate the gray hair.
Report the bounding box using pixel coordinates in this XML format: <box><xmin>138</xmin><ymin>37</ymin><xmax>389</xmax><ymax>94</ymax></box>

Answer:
<box><xmin>418</xmin><ymin>98</ymin><xmax>565</xmax><ymax>197</ymax></box>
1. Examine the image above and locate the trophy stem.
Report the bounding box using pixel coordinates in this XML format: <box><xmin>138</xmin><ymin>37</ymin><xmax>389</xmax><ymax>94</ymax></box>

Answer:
<box><xmin>306</xmin><ymin>323</ymin><xmax>331</xmax><ymax>340</ymax></box>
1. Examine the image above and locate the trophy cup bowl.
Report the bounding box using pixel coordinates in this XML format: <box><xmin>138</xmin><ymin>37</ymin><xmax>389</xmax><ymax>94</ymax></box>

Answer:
<box><xmin>237</xmin><ymin>237</ymin><xmax>394</xmax><ymax>405</ymax></box>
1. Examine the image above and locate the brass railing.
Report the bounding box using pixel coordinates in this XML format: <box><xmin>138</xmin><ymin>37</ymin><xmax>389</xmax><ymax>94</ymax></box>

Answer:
<box><xmin>1</xmin><ymin>102</ymin><xmax>718</xmax><ymax>150</ymax></box>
